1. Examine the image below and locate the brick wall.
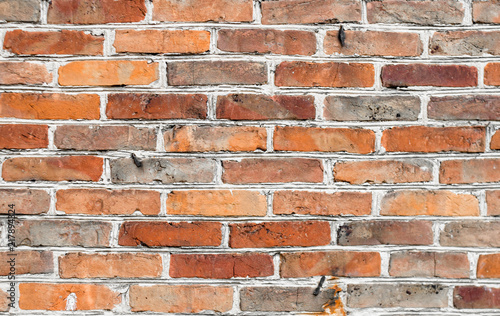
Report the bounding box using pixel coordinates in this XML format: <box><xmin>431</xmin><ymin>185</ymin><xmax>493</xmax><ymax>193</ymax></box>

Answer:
<box><xmin>0</xmin><ymin>0</ymin><xmax>499</xmax><ymax>314</ymax></box>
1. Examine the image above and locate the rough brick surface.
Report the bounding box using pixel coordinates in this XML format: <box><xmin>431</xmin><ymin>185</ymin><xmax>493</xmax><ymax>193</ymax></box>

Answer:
<box><xmin>0</xmin><ymin>124</ymin><xmax>48</xmax><ymax>149</ymax></box>
<box><xmin>153</xmin><ymin>0</ymin><xmax>253</xmax><ymax>22</ymax></box>
<box><xmin>0</xmin><ymin>251</ymin><xmax>53</xmax><ymax>275</ymax></box>
<box><xmin>0</xmin><ymin>189</ymin><xmax>50</xmax><ymax>214</ymax></box>
<box><xmin>0</xmin><ymin>0</ymin><xmax>40</xmax><ymax>22</ymax></box>
<box><xmin>473</xmin><ymin>0</ymin><xmax>500</xmax><ymax>23</ymax></box>
<box><xmin>428</xmin><ymin>95</ymin><xmax>500</xmax><ymax>120</ymax></box>
<box><xmin>0</xmin><ymin>62</ymin><xmax>52</xmax><ymax>85</ymax></box>
<box><xmin>440</xmin><ymin>159</ymin><xmax>500</xmax><ymax>184</ymax></box>
<box><xmin>454</xmin><ymin>286</ymin><xmax>500</xmax><ymax>309</ymax></box>
<box><xmin>338</xmin><ymin>221</ymin><xmax>433</xmax><ymax>245</ymax></box>
<box><xmin>382</xmin><ymin>64</ymin><xmax>478</xmax><ymax>87</ymax></box>
<box><xmin>477</xmin><ymin>254</ymin><xmax>500</xmax><ymax>278</ymax></box>
<box><xmin>430</xmin><ymin>31</ymin><xmax>500</xmax><ymax>56</ymax></box>
<box><xmin>440</xmin><ymin>221</ymin><xmax>500</xmax><ymax>247</ymax></box>
<box><xmin>389</xmin><ymin>252</ymin><xmax>470</xmax><ymax>278</ymax></box>
<box><xmin>485</xmin><ymin>63</ymin><xmax>500</xmax><ymax>85</ymax></box>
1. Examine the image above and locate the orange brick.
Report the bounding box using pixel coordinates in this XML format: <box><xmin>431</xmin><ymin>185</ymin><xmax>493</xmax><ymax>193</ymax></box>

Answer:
<box><xmin>440</xmin><ymin>159</ymin><xmax>500</xmax><ymax>184</ymax></box>
<box><xmin>473</xmin><ymin>0</ymin><xmax>500</xmax><ymax>23</ymax></box>
<box><xmin>153</xmin><ymin>0</ymin><xmax>253</xmax><ymax>22</ymax></box>
<box><xmin>389</xmin><ymin>252</ymin><xmax>470</xmax><ymax>278</ymax></box>
<box><xmin>0</xmin><ymin>189</ymin><xmax>50</xmax><ymax>215</ymax></box>
<box><xmin>0</xmin><ymin>124</ymin><xmax>48</xmax><ymax>149</ymax></box>
<box><xmin>477</xmin><ymin>254</ymin><xmax>500</xmax><ymax>278</ymax></box>
<box><xmin>485</xmin><ymin>63</ymin><xmax>500</xmax><ymax>86</ymax></box>
<box><xmin>486</xmin><ymin>190</ymin><xmax>500</xmax><ymax>216</ymax></box>
<box><xmin>0</xmin><ymin>62</ymin><xmax>51</xmax><ymax>84</ymax></box>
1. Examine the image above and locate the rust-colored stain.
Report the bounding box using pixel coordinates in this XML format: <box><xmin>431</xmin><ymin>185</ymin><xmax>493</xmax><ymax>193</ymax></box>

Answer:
<box><xmin>306</xmin><ymin>283</ymin><xmax>346</xmax><ymax>316</ymax></box>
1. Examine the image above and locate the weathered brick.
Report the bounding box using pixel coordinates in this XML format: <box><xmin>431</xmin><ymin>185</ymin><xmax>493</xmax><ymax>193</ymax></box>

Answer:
<box><xmin>431</xmin><ymin>31</ymin><xmax>500</xmax><ymax>56</ymax></box>
<box><xmin>0</xmin><ymin>0</ymin><xmax>40</xmax><ymax>22</ymax></box>
<box><xmin>168</xmin><ymin>61</ymin><xmax>267</xmax><ymax>85</ymax></box>
<box><xmin>274</xmin><ymin>191</ymin><xmax>372</xmax><ymax>216</ymax></box>
<box><xmin>261</xmin><ymin>0</ymin><xmax>361</xmax><ymax>24</ymax></box>
<box><xmin>0</xmin><ymin>124</ymin><xmax>48</xmax><ymax>149</ymax></box>
<box><xmin>280</xmin><ymin>251</ymin><xmax>381</xmax><ymax>278</ymax></box>
<box><xmin>440</xmin><ymin>159</ymin><xmax>500</xmax><ymax>184</ymax></box>
<box><xmin>382</xmin><ymin>64</ymin><xmax>478</xmax><ymax>87</ymax></box>
<box><xmin>114</xmin><ymin>30</ymin><xmax>210</xmax><ymax>54</ymax></box>
<box><xmin>3</xmin><ymin>156</ymin><xmax>103</xmax><ymax>182</ymax></box>
<box><xmin>0</xmin><ymin>289</ymin><xmax>8</xmax><ymax>312</ymax></box>
<box><xmin>164</xmin><ymin>126</ymin><xmax>266</xmax><ymax>152</ymax></box>
<box><xmin>382</xmin><ymin>126</ymin><xmax>485</xmax><ymax>152</ymax></box>
<box><xmin>454</xmin><ymin>286</ymin><xmax>500</xmax><ymax>309</ymax></box>
<box><xmin>325</xmin><ymin>30</ymin><xmax>422</xmax><ymax>56</ymax></box>
<box><xmin>324</xmin><ymin>95</ymin><xmax>420</xmax><ymax>121</ymax></box>
<box><xmin>485</xmin><ymin>63</ymin><xmax>500</xmax><ymax>85</ymax></box>
<box><xmin>218</xmin><ymin>29</ymin><xmax>316</xmax><ymax>55</ymax></box>
<box><xmin>48</xmin><ymin>0</ymin><xmax>146</xmax><ymax>24</ymax></box>
<box><xmin>0</xmin><ymin>251</ymin><xmax>53</xmax><ymax>275</ymax></box>
<box><xmin>166</xmin><ymin>190</ymin><xmax>267</xmax><ymax>217</ymax></box>
<box><xmin>54</xmin><ymin>125</ymin><xmax>157</xmax><ymax>151</ymax></box>
<box><xmin>59</xmin><ymin>60</ymin><xmax>158</xmax><ymax>86</ymax></box>
<box><xmin>153</xmin><ymin>0</ymin><xmax>253</xmax><ymax>22</ymax></box>
<box><xmin>240</xmin><ymin>286</ymin><xmax>338</xmax><ymax>312</ymax></box>
<box><xmin>170</xmin><ymin>253</ymin><xmax>273</xmax><ymax>278</ymax></box>
<box><xmin>334</xmin><ymin>160</ymin><xmax>433</xmax><ymax>184</ymax></box>
<box><xmin>0</xmin><ymin>189</ymin><xmax>50</xmax><ymax>215</ymax></box>
<box><xmin>56</xmin><ymin>189</ymin><xmax>161</xmax><ymax>216</ymax></box>
<box><xmin>477</xmin><ymin>254</ymin><xmax>500</xmax><ymax>278</ymax></box>
<box><xmin>275</xmin><ymin>61</ymin><xmax>375</xmax><ymax>87</ymax></box>
<box><xmin>338</xmin><ymin>220</ymin><xmax>433</xmax><ymax>245</ymax></box>
<box><xmin>118</xmin><ymin>221</ymin><xmax>222</xmax><ymax>247</ymax></box>
<box><xmin>19</xmin><ymin>283</ymin><xmax>120</xmax><ymax>310</ymax></box>
<box><xmin>222</xmin><ymin>158</ymin><xmax>323</xmax><ymax>183</ymax></box>
<box><xmin>230</xmin><ymin>221</ymin><xmax>331</xmax><ymax>248</ymax></box>
<box><xmin>347</xmin><ymin>284</ymin><xmax>448</xmax><ymax>308</ymax></box>
<box><xmin>441</xmin><ymin>221</ymin><xmax>500</xmax><ymax>247</ymax></box>
<box><xmin>473</xmin><ymin>0</ymin><xmax>500</xmax><ymax>23</ymax></box>
<box><xmin>130</xmin><ymin>285</ymin><xmax>233</xmax><ymax>313</ymax></box>
<box><xmin>428</xmin><ymin>95</ymin><xmax>500</xmax><ymax>120</ymax></box>
<box><xmin>274</xmin><ymin>126</ymin><xmax>375</xmax><ymax>153</ymax></box>
<box><xmin>0</xmin><ymin>93</ymin><xmax>100</xmax><ymax>120</ymax></box>
<box><xmin>381</xmin><ymin>190</ymin><xmax>479</xmax><ymax>216</ymax></box>
<box><xmin>486</xmin><ymin>190</ymin><xmax>500</xmax><ymax>216</ymax></box>
<box><xmin>389</xmin><ymin>252</ymin><xmax>470</xmax><ymax>278</ymax></box>
<box><xmin>106</xmin><ymin>93</ymin><xmax>207</xmax><ymax>120</ymax></box>
<box><xmin>491</xmin><ymin>130</ymin><xmax>500</xmax><ymax>149</ymax></box>
<box><xmin>110</xmin><ymin>158</ymin><xmax>215</xmax><ymax>184</ymax></box>
<box><xmin>4</xmin><ymin>30</ymin><xmax>103</xmax><ymax>55</ymax></box>
<box><xmin>217</xmin><ymin>94</ymin><xmax>315</xmax><ymax>120</ymax></box>
<box><xmin>367</xmin><ymin>0</ymin><xmax>464</xmax><ymax>25</ymax></box>
<box><xmin>15</xmin><ymin>220</ymin><xmax>111</xmax><ymax>247</ymax></box>
<box><xmin>0</xmin><ymin>62</ymin><xmax>51</xmax><ymax>85</ymax></box>
<box><xmin>59</xmin><ymin>253</ymin><xmax>162</xmax><ymax>278</ymax></box>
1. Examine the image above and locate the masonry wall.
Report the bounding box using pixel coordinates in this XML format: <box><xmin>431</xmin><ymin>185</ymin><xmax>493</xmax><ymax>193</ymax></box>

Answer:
<box><xmin>0</xmin><ymin>0</ymin><xmax>499</xmax><ymax>314</ymax></box>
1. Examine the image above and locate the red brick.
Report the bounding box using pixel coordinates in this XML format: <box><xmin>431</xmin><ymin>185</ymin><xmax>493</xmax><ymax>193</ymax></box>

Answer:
<box><xmin>338</xmin><ymin>220</ymin><xmax>433</xmax><ymax>245</ymax></box>
<box><xmin>430</xmin><ymin>31</ymin><xmax>500</xmax><ymax>56</ymax></box>
<box><xmin>486</xmin><ymin>190</ymin><xmax>500</xmax><ymax>216</ymax></box>
<box><xmin>114</xmin><ymin>30</ymin><xmax>210</xmax><ymax>54</ymax></box>
<box><xmin>118</xmin><ymin>221</ymin><xmax>222</xmax><ymax>247</ymax></box>
<box><xmin>428</xmin><ymin>95</ymin><xmax>500</xmax><ymax>120</ymax></box>
<box><xmin>0</xmin><ymin>124</ymin><xmax>48</xmax><ymax>149</ymax></box>
<box><xmin>0</xmin><ymin>62</ymin><xmax>51</xmax><ymax>85</ymax></box>
<box><xmin>491</xmin><ymin>130</ymin><xmax>500</xmax><ymax>149</ymax></box>
<box><xmin>381</xmin><ymin>190</ymin><xmax>479</xmax><ymax>216</ymax></box>
<box><xmin>3</xmin><ymin>156</ymin><xmax>103</xmax><ymax>182</ymax></box>
<box><xmin>325</xmin><ymin>30</ymin><xmax>422</xmax><ymax>56</ymax></box>
<box><xmin>0</xmin><ymin>289</ymin><xmax>8</xmax><ymax>312</ymax></box>
<box><xmin>216</xmin><ymin>94</ymin><xmax>315</xmax><ymax>120</ymax></box>
<box><xmin>274</xmin><ymin>191</ymin><xmax>371</xmax><ymax>216</ymax></box>
<box><xmin>19</xmin><ymin>283</ymin><xmax>120</xmax><ymax>310</ymax></box>
<box><xmin>222</xmin><ymin>158</ymin><xmax>323</xmax><ymax>183</ymax></box>
<box><xmin>54</xmin><ymin>125</ymin><xmax>156</xmax><ymax>151</ymax></box>
<box><xmin>334</xmin><ymin>160</ymin><xmax>433</xmax><ymax>184</ymax></box>
<box><xmin>280</xmin><ymin>251</ymin><xmax>381</xmax><ymax>278</ymax></box>
<box><xmin>440</xmin><ymin>159</ymin><xmax>500</xmax><ymax>184</ymax></box>
<box><xmin>440</xmin><ymin>221</ymin><xmax>500</xmax><ymax>247</ymax></box>
<box><xmin>218</xmin><ymin>29</ymin><xmax>316</xmax><ymax>55</ymax></box>
<box><xmin>0</xmin><ymin>251</ymin><xmax>53</xmax><ymax>275</ymax></box>
<box><xmin>4</xmin><ymin>30</ymin><xmax>103</xmax><ymax>55</ymax></box>
<box><xmin>454</xmin><ymin>286</ymin><xmax>500</xmax><ymax>309</ymax></box>
<box><xmin>56</xmin><ymin>189</ymin><xmax>160</xmax><ymax>216</ymax></box>
<box><xmin>164</xmin><ymin>126</ymin><xmax>266</xmax><ymax>152</ymax></box>
<box><xmin>59</xmin><ymin>253</ymin><xmax>162</xmax><ymax>278</ymax></box>
<box><xmin>153</xmin><ymin>0</ymin><xmax>253</xmax><ymax>22</ymax></box>
<box><xmin>382</xmin><ymin>64</ymin><xmax>478</xmax><ymax>87</ymax></box>
<box><xmin>0</xmin><ymin>0</ymin><xmax>40</xmax><ymax>22</ymax></box>
<box><xmin>48</xmin><ymin>0</ymin><xmax>146</xmax><ymax>24</ymax></box>
<box><xmin>167</xmin><ymin>61</ymin><xmax>267</xmax><ymax>85</ymax></box>
<box><xmin>389</xmin><ymin>252</ymin><xmax>469</xmax><ymax>278</ymax></box>
<box><xmin>367</xmin><ymin>0</ymin><xmax>464</xmax><ymax>25</ymax></box>
<box><xmin>170</xmin><ymin>253</ymin><xmax>274</xmax><ymax>278</ymax></box>
<box><xmin>59</xmin><ymin>60</ymin><xmax>158</xmax><ymax>86</ymax></box>
<box><xmin>485</xmin><ymin>63</ymin><xmax>500</xmax><ymax>85</ymax></box>
<box><xmin>166</xmin><ymin>190</ymin><xmax>267</xmax><ymax>217</ymax></box>
<box><xmin>130</xmin><ymin>285</ymin><xmax>233</xmax><ymax>313</ymax></box>
<box><xmin>275</xmin><ymin>61</ymin><xmax>375</xmax><ymax>87</ymax></box>
<box><xmin>473</xmin><ymin>0</ymin><xmax>500</xmax><ymax>23</ymax></box>
<box><xmin>0</xmin><ymin>189</ymin><xmax>50</xmax><ymax>215</ymax></box>
<box><xmin>0</xmin><ymin>93</ymin><xmax>100</xmax><ymax>120</ymax></box>
<box><xmin>274</xmin><ymin>126</ymin><xmax>375</xmax><ymax>153</ymax></box>
<box><xmin>106</xmin><ymin>93</ymin><xmax>207</xmax><ymax>120</ymax></box>
<box><xmin>382</xmin><ymin>126</ymin><xmax>485</xmax><ymax>152</ymax></box>
<box><xmin>261</xmin><ymin>0</ymin><xmax>361</xmax><ymax>24</ymax></box>
<box><xmin>230</xmin><ymin>221</ymin><xmax>331</xmax><ymax>248</ymax></box>
<box><xmin>477</xmin><ymin>254</ymin><xmax>500</xmax><ymax>278</ymax></box>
